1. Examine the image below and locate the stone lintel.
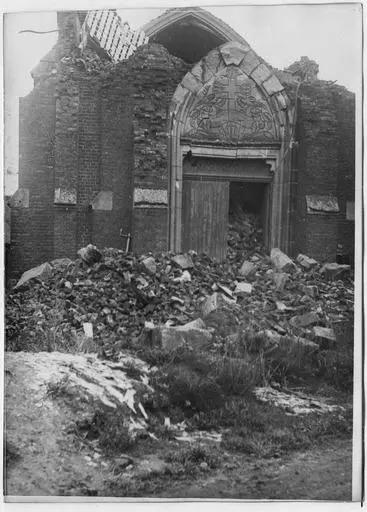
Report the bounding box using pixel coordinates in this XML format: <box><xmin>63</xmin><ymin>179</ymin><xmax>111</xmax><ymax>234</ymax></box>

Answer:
<box><xmin>306</xmin><ymin>195</ymin><xmax>340</xmax><ymax>214</ymax></box>
<box><xmin>54</xmin><ymin>188</ymin><xmax>77</xmax><ymax>205</ymax></box>
<box><xmin>134</xmin><ymin>188</ymin><xmax>168</xmax><ymax>206</ymax></box>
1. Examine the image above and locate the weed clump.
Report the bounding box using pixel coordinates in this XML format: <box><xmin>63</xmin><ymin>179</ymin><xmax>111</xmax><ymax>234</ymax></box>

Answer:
<box><xmin>165</xmin><ymin>444</ymin><xmax>220</xmax><ymax>471</ymax></box>
<box><xmin>75</xmin><ymin>407</ymin><xmax>136</xmax><ymax>454</ymax></box>
<box><xmin>46</xmin><ymin>375</ymin><xmax>73</xmax><ymax>399</ymax></box>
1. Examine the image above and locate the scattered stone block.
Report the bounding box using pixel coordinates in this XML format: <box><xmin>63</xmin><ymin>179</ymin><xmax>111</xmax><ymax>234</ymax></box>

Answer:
<box><xmin>290</xmin><ymin>311</ymin><xmax>319</xmax><ymax>328</ymax></box>
<box><xmin>287</xmin><ymin>336</ymin><xmax>319</xmax><ymax>352</ymax></box>
<box><xmin>320</xmin><ymin>263</ymin><xmax>351</xmax><ymax>280</ymax></box>
<box><xmin>180</xmin><ymin>318</ymin><xmax>206</xmax><ymax>330</ymax></box>
<box><xmin>142</xmin><ymin>256</ymin><xmax>157</xmax><ymax>275</ymax></box>
<box><xmin>273</xmin><ymin>272</ymin><xmax>289</xmax><ymax>291</ymax></box>
<box><xmin>296</xmin><ymin>254</ymin><xmax>318</xmax><ymax>270</ymax></box>
<box><xmin>239</xmin><ymin>260</ymin><xmax>256</xmax><ymax>278</ymax></box>
<box><xmin>77</xmin><ymin>244</ymin><xmax>102</xmax><ymax>265</ymax></box>
<box><xmin>235</xmin><ymin>282</ymin><xmax>252</xmax><ymax>295</ymax></box>
<box><xmin>173</xmin><ymin>270</ymin><xmax>191</xmax><ymax>282</ymax></box>
<box><xmin>83</xmin><ymin>322</ymin><xmax>93</xmax><ymax>338</ymax></box>
<box><xmin>15</xmin><ymin>262</ymin><xmax>53</xmax><ymax>289</ymax></box>
<box><xmin>201</xmin><ymin>292</ymin><xmax>237</xmax><ymax>318</ymax></box>
<box><xmin>50</xmin><ymin>258</ymin><xmax>73</xmax><ymax>270</ymax></box>
<box><xmin>262</xmin><ymin>330</ymin><xmax>318</xmax><ymax>355</ymax></box>
<box><xmin>270</xmin><ymin>248</ymin><xmax>296</xmax><ymax>273</ymax></box>
<box><xmin>275</xmin><ymin>301</ymin><xmax>288</xmax><ymax>312</ymax></box>
<box><xmin>140</xmin><ymin>318</ymin><xmax>213</xmax><ymax>351</ymax></box>
<box><xmin>217</xmin><ymin>283</ymin><xmax>234</xmax><ymax>298</ymax></box>
<box><xmin>313</xmin><ymin>326</ymin><xmax>336</xmax><ymax>344</ymax></box>
<box><xmin>172</xmin><ymin>254</ymin><xmax>194</xmax><ymax>269</ymax></box>
<box><xmin>160</xmin><ymin>323</ymin><xmax>213</xmax><ymax>351</ymax></box>
<box><xmin>301</xmin><ymin>284</ymin><xmax>319</xmax><ymax>298</ymax></box>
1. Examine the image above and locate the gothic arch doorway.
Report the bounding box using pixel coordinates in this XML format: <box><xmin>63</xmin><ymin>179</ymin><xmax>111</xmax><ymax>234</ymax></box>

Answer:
<box><xmin>168</xmin><ymin>42</ymin><xmax>293</xmax><ymax>260</ymax></box>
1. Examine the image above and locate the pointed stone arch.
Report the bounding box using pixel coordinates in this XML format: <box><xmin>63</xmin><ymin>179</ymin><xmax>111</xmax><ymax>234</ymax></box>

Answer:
<box><xmin>143</xmin><ymin>7</ymin><xmax>250</xmax><ymax>63</ymax></box>
<box><xmin>168</xmin><ymin>42</ymin><xmax>294</xmax><ymax>255</ymax></box>
<box><xmin>143</xmin><ymin>7</ymin><xmax>249</xmax><ymax>46</ymax></box>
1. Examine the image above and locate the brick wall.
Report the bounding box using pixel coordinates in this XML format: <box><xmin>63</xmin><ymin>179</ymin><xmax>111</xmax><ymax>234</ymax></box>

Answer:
<box><xmin>334</xmin><ymin>88</ymin><xmax>355</xmax><ymax>261</ymax></box>
<box><xmin>133</xmin><ymin>208</ymin><xmax>168</xmax><ymax>254</ymax></box>
<box><xmin>9</xmin><ymin>78</ymin><xmax>56</xmax><ymax>277</ymax></box>
<box><xmin>293</xmin><ymin>82</ymin><xmax>355</xmax><ymax>262</ymax></box>
<box><xmin>96</xmin><ymin>62</ymin><xmax>134</xmax><ymax>250</ymax></box>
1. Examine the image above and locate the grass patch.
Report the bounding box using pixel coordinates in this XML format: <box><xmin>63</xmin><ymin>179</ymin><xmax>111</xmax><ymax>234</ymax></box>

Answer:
<box><xmin>146</xmin><ymin>346</ymin><xmax>266</xmax><ymax>417</ymax></box>
<box><xmin>221</xmin><ymin>398</ymin><xmax>352</xmax><ymax>458</ymax></box>
<box><xmin>315</xmin><ymin>350</ymin><xmax>353</xmax><ymax>392</ymax></box>
<box><xmin>165</xmin><ymin>444</ymin><xmax>220</xmax><ymax>471</ymax></box>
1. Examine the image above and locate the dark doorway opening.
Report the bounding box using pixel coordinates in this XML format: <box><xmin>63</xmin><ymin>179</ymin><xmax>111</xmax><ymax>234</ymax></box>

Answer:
<box><xmin>228</xmin><ymin>181</ymin><xmax>270</xmax><ymax>258</ymax></box>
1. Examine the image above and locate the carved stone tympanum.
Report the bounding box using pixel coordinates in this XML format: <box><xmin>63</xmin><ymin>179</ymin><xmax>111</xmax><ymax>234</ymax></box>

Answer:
<box><xmin>183</xmin><ymin>66</ymin><xmax>277</xmax><ymax>143</ymax></box>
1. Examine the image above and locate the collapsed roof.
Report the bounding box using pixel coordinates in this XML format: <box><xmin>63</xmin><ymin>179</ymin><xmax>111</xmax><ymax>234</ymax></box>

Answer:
<box><xmin>80</xmin><ymin>7</ymin><xmax>249</xmax><ymax>64</ymax></box>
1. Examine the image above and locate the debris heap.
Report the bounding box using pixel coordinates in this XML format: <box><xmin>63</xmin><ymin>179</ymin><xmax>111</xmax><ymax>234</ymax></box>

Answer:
<box><xmin>6</xmin><ymin>243</ymin><xmax>354</xmax><ymax>358</ymax></box>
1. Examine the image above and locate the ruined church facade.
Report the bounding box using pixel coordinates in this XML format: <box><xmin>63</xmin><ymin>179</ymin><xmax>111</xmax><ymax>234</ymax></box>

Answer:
<box><xmin>9</xmin><ymin>9</ymin><xmax>355</xmax><ymax>276</ymax></box>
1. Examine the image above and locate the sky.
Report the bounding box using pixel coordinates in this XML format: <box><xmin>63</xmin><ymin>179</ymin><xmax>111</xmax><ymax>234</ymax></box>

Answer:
<box><xmin>3</xmin><ymin>3</ymin><xmax>362</xmax><ymax>194</ymax></box>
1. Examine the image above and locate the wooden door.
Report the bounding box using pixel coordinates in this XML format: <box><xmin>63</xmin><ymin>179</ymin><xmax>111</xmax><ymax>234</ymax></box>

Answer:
<box><xmin>182</xmin><ymin>179</ymin><xmax>229</xmax><ymax>261</ymax></box>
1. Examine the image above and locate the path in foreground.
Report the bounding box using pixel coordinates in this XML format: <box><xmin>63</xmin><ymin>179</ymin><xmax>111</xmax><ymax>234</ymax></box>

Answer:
<box><xmin>156</xmin><ymin>438</ymin><xmax>352</xmax><ymax>500</ymax></box>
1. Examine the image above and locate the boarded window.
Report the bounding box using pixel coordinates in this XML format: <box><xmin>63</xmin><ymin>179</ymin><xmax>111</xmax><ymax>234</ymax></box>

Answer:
<box><xmin>346</xmin><ymin>201</ymin><xmax>355</xmax><ymax>221</ymax></box>
<box><xmin>306</xmin><ymin>195</ymin><xmax>339</xmax><ymax>214</ymax></box>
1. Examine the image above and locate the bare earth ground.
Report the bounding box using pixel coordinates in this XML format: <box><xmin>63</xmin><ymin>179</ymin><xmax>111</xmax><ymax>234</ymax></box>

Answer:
<box><xmin>4</xmin><ymin>352</ymin><xmax>352</xmax><ymax>500</ymax></box>
<box><xmin>155</xmin><ymin>439</ymin><xmax>352</xmax><ymax>500</ymax></box>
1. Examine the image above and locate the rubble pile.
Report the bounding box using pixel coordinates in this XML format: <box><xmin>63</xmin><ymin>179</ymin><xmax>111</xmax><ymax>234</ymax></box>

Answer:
<box><xmin>227</xmin><ymin>211</ymin><xmax>265</xmax><ymax>264</ymax></box>
<box><xmin>6</xmin><ymin>243</ymin><xmax>354</xmax><ymax>358</ymax></box>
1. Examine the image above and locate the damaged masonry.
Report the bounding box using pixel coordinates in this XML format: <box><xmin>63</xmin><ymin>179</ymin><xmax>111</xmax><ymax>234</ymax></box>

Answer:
<box><xmin>5</xmin><ymin>6</ymin><xmax>356</xmax><ymax>501</ymax></box>
<box><xmin>7</xmin><ymin>7</ymin><xmax>355</xmax><ymax>277</ymax></box>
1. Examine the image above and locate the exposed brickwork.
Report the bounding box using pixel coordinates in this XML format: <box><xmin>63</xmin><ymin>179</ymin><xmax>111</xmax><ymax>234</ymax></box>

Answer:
<box><xmin>130</xmin><ymin>44</ymin><xmax>188</xmax><ymax>189</ymax></box>
<box><xmin>76</xmin><ymin>79</ymin><xmax>101</xmax><ymax>248</ymax></box>
<box><xmin>128</xmin><ymin>44</ymin><xmax>188</xmax><ymax>253</ymax></box>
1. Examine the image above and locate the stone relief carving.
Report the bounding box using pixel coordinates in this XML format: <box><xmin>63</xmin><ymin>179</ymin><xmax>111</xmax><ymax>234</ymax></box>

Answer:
<box><xmin>182</xmin><ymin>66</ymin><xmax>277</xmax><ymax>143</ymax></box>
